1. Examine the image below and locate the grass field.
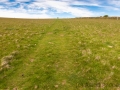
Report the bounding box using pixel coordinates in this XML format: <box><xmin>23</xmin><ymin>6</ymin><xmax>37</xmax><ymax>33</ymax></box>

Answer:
<box><xmin>0</xmin><ymin>18</ymin><xmax>120</xmax><ymax>90</ymax></box>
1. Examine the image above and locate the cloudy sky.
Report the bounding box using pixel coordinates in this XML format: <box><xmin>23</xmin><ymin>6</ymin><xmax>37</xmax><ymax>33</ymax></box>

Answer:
<box><xmin>0</xmin><ymin>0</ymin><xmax>120</xmax><ymax>18</ymax></box>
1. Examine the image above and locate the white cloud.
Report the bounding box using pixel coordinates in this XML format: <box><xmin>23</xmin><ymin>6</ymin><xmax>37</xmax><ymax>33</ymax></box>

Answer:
<box><xmin>107</xmin><ymin>0</ymin><xmax>120</xmax><ymax>7</ymax></box>
<box><xmin>72</xmin><ymin>1</ymin><xmax>99</xmax><ymax>6</ymax></box>
<box><xmin>102</xmin><ymin>6</ymin><xmax>119</xmax><ymax>11</ymax></box>
<box><xmin>29</xmin><ymin>0</ymin><xmax>94</xmax><ymax>17</ymax></box>
<box><xmin>0</xmin><ymin>9</ymin><xmax>52</xmax><ymax>18</ymax></box>
<box><xmin>0</xmin><ymin>0</ymin><xmax>8</xmax><ymax>2</ymax></box>
<box><xmin>1</xmin><ymin>0</ymin><xmax>118</xmax><ymax>18</ymax></box>
<box><xmin>15</xmin><ymin>0</ymin><xmax>31</xmax><ymax>2</ymax></box>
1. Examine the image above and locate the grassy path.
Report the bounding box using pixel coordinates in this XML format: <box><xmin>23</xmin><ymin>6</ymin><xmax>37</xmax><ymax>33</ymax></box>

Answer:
<box><xmin>1</xmin><ymin>19</ymin><xmax>76</xmax><ymax>89</ymax></box>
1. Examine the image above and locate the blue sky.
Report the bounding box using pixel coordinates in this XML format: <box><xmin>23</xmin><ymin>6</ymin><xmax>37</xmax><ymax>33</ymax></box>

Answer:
<box><xmin>0</xmin><ymin>0</ymin><xmax>120</xmax><ymax>18</ymax></box>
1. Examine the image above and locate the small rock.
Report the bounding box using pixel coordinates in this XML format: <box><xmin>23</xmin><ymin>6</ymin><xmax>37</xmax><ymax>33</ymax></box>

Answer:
<box><xmin>108</xmin><ymin>45</ymin><xmax>113</xmax><ymax>48</ymax></box>
<box><xmin>54</xmin><ymin>85</ymin><xmax>58</xmax><ymax>88</ymax></box>
<box><xmin>13</xmin><ymin>87</ymin><xmax>18</xmax><ymax>90</ymax></box>
<box><xmin>30</xmin><ymin>59</ymin><xmax>34</xmax><ymax>62</ymax></box>
<box><xmin>34</xmin><ymin>85</ymin><xmax>38</xmax><ymax>89</ymax></box>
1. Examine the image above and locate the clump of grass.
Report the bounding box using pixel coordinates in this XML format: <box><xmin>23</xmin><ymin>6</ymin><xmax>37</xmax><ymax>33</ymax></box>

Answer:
<box><xmin>11</xmin><ymin>51</ymin><xmax>19</xmax><ymax>56</ymax></box>
<box><xmin>1</xmin><ymin>50</ymin><xmax>19</xmax><ymax>70</ymax></box>
<box><xmin>1</xmin><ymin>55</ymin><xmax>13</xmax><ymax>70</ymax></box>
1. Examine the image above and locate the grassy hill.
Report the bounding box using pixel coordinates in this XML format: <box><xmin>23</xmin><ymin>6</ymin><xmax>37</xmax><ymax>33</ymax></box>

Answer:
<box><xmin>0</xmin><ymin>18</ymin><xmax>120</xmax><ymax>89</ymax></box>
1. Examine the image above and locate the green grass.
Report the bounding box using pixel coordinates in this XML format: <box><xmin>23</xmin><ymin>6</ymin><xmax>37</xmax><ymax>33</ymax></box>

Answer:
<box><xmin>0</xmin><ymin>18</ymin><xmax>120</xmax><ymax>90</ymax></box>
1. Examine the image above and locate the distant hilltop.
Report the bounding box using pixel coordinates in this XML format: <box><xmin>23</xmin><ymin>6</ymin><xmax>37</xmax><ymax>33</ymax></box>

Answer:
<box><xmin>76</xmin><ymin>16</ymin><xmax>120</xmax><ymax>20</ymax></box>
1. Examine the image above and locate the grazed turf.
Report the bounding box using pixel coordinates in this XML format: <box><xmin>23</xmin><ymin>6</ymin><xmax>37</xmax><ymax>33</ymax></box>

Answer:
<box><xmin>0</xmin><ymin>18</ymin><xmax>120</xmax><ymax>90</ymax></box>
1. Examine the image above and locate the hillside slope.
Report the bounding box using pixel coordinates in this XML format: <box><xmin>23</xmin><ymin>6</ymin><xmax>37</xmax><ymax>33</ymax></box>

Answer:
<box><xmin>0</xmin><ymin>18</ymin><xmax>120</xmax><ymax>89</ymax></box>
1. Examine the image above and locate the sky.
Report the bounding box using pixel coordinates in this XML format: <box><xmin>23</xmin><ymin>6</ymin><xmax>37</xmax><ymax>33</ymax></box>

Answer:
<box><xmin>0</xmin><ymin>0</ymin><xmax>120</xmax><ymax>18</ymax></box>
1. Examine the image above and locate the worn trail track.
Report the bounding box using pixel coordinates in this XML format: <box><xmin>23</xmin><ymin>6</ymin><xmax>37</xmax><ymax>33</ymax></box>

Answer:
<box><xmin>1</xmin><ymin>20</ymin><xmax>78</xmax><ymax>89</ymax></box>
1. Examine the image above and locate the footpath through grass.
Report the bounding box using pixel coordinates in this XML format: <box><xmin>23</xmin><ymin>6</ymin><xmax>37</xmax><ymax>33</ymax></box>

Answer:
<box><xmin>0</xmin><ymin>18</ymin><xmax>120</xmax><ymax>90</ymax></box>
